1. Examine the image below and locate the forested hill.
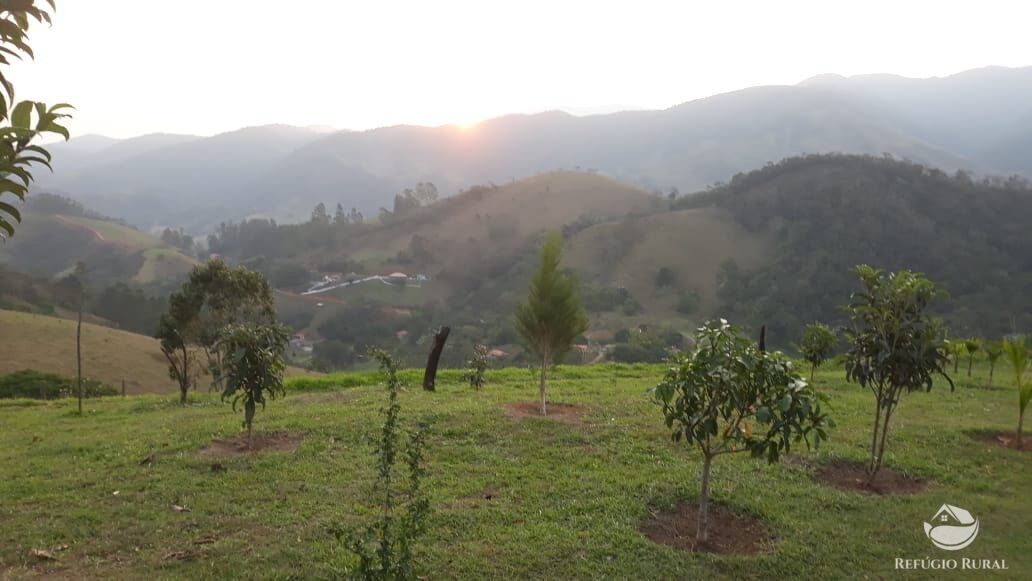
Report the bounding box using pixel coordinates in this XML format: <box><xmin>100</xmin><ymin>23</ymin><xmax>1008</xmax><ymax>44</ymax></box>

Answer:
<box><xmin>678</xmin><ymin>154</ymin><xmax>1032</xmax><ymax>341</ymax></box>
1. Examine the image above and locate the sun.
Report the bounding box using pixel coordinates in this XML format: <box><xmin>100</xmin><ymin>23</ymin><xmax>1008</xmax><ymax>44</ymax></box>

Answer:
<box><xmin>455</xmin><ymin>119</ymin><xmax>479</xmax><ymax>131</ymax></box>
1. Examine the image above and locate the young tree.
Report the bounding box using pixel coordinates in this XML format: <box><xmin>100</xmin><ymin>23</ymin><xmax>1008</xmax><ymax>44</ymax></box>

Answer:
<box><xmin>514</xmin><ymin>231</ymin><xmax>588</xmax><ymax>414</ymax></box>
<box><xmin>796</xmin><ymin>322</ymin><xmax>837</xmax><ymax>381</ymax></box>
<box><xmin>1002</xmin><ymin>337</ymin><xmax>1029</xmax><ymax>447</ymax></box>
<box><xmin>984</xmin><ymin>340</ymin><xmax>1003</xmax><ymax>388</ymax></box>
<box><xmin>70</xmin><ymin>262</ymin><xmax>87</xmax><ymax>415</ymax></box>
<box><xmin>964</xmin><ymin>338</ymin><xmax>981</xmax><ymax>377</ymax></box>
<box><xmin>842</xmin><ymin>266</ymin><xmax>952</xmax><ymax>484</ymax></box>
<box><xmin>214</xmin><ymin>323</ymin><xmax>289</xmax><ymax>445</ymax></box>
<box><xmin>0</xmin><ymin>1</ymin><xmax>73</xmax><ymax>240</ymax></box>
<box><xmin>949</xmin><ymin>340</ymin><xmax>964</xmax><ymax>374</ymax></box>
<box><xmin>463</xmin><ymin>344</ymin><xmax>489</xmax><ymax>391</ymax></box>
<box><xmin>155</xmin><ymin>259</ymin><xmax>275</xmax><ymax>398</ymax></box>
<box><xmin>653</xmin><ymin>319</ymin><xmax>829</xmax><ymax>543</ymax></box>
<box><xmin>339</xmin><ymin>348</ymin><xmax>429</xmax><ymax>579</ymax></box>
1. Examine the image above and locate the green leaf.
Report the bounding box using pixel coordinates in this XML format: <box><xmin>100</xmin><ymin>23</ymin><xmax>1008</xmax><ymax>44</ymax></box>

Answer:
<box><xmin>0</xmin><ymin>200</ymin><xmax>22</xmax><ymax>222</ymax></box>
<box><xmin>779</xmin><ymin>394</ymin><xmax>793</xmax><ymax>412</ymax></box>
<box><xmin>11</xmin><ymin>100</ymin><xmax>33</xmax><ymax>129</ymax></box>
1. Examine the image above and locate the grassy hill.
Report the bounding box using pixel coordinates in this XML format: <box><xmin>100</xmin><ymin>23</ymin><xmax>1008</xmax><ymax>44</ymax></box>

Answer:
<box><xmin>0</xmin><ymin>212</ymin><xmax>198</xmax><ymax>284</ymax></box>
<box><xmin>0</xmin><ymin>310</ymin><xmax>310</xmax><ymax>394</ymax></box>
<box><xmin>335</xmin><ymin>170</ymin><xmax>659</xmax><ymax>265</ymax></box>
<box><xmin>0</xmin><ymin>309</ymin><xmax>178</xmax><ymax>394</ymax></box>
<box><xmin>565</xmin><ymin>207</ymin><xmax>770</xmax><ymax>322</ymax></box>
<box><xmin>0</xmin><ymin>363</ymin><xmax>1027</xmax><ymax>577</ymax></box>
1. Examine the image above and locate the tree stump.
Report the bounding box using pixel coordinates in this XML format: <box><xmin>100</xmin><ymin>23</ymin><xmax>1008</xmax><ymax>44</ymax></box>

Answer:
<box><xmin>422</xmin><ymin>326</ymin><xmax>451</xmax><ymax>391</ymax></box>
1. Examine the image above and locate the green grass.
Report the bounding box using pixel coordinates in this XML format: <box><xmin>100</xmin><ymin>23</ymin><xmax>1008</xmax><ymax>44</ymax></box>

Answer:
<box><xmin>134</xmin><ymin>248</ymin><xmax>199</xmax><ymax>284</ymax></box>
<box><xmin>0</xmin><ymin>362</ymin><xmax>1028</xmax><ymax>578</ymax></box>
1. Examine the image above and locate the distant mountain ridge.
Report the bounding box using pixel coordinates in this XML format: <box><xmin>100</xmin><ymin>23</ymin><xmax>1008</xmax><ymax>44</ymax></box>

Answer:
<box><xmin>35</xmin><ymin>65</ymin><xmax>1032</xmax><ymax>232</ymax></box>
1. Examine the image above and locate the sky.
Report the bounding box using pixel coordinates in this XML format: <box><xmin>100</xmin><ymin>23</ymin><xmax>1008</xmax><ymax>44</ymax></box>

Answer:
<box><xmin>9</xmin><ymin>0</ymin><xmax>1032</xmax><ymax>139</ymax></box>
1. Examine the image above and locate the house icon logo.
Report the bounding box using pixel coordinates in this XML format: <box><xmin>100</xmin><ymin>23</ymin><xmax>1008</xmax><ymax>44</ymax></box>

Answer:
<box><xmin>924</xmin><ymin>504</ymin><xmax>979</xmax><ymax>551</ymax></box>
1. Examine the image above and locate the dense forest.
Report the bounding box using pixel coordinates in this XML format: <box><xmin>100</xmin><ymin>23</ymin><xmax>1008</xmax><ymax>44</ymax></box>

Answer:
<box><xmin>677</xmin><ymin>154</ymin><xmax>1032</xmax><ymax>341</ymax></box>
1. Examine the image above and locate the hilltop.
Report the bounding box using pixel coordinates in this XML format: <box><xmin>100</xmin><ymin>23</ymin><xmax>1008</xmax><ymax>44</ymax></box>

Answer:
<box><xmin>0</xmin><ymin>196</ymin><xmax>199</xmax><ymax>285</ymax></box>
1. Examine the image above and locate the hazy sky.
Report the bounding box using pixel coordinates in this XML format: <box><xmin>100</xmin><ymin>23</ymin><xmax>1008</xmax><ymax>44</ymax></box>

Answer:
<box><xmin>10</xmin><ymin>0</ymin><xmax>1032</xmax><ymax>139</ymax></box>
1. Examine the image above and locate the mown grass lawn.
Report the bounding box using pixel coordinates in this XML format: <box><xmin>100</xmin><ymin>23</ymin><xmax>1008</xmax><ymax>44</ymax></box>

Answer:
<box><xmin>0</xmin><ymin>363</ymin><xmax>1028</xmax><ymax>579</ymax></box>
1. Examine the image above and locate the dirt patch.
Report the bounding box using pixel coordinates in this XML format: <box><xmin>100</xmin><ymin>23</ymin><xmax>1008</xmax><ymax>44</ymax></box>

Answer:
<box><xmin>816</xmin><ymin>460</ymin><xmax>928</xmax><ymax>495</ymax></box>
<box><xmin>969</xmin><ymin>431</ymin><xmax>1032</xmax><ymax>452</ymax></box>
<box><xmin>640</xmin><ymin>503</ymin><xmax>773</xmax><ymax>555</ymax></box>
<box><xmin>199</xmin><ymin>431</ymin><xmax>303</xmax><ymax>458</ymax></box>
<box><xmin>504</xmin><ymin>402</ymin><xmax>586</xmax><ymax>422</ymax></box>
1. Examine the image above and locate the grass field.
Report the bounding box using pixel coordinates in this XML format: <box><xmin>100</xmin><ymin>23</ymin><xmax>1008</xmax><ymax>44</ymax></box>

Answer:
<box><xmin>134</xmin><ymin>248</ymin><xmax>199</xmax><ymax>284</ymax></box>
<box><xmin>0</xmin><ymin>309</ymin><xmax>179</xmax><ymax>394</ymax></box>
<box><xmin>0</xmin><ymin>362</ymin><xmax>1028</xmax><ymax>578</ymax></box>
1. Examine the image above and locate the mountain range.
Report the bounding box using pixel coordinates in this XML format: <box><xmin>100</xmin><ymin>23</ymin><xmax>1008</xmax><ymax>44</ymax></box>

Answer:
<box><xmin>35</xmin><ymin>65</ymin><xmax>1032</xmax><ymax>232</ymax></box>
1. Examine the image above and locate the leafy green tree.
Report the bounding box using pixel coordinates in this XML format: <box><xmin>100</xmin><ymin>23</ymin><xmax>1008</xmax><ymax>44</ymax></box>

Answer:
<box><xmin>842</xmin><ymin>266</ymin><xmax>952</xmax><ymax>484</ymax></box>
<box><xmin>984</xmin><ymin>340</ymin><xmax>1003</xmax><ymax>388</ymax></box>
<box><xmin>514</xmin><ymin>231</ymin><xmax>588</xmax><ymax>414</ymax></box>
<box><xmin>214</xmin><ymin>323</ymin><xmax>288</xmax><ymax>445</ymax></box>
<box><xmin>1002</xmin><ymin>337</ymin><xmax>1029</xmax><ymax>447</ymax></box>
<box><xmin>797</xmin><ymin>322</ymin><xmax>837</xmax><ymax>380</ymax></box>
<box><xmin>156</xmin><ymin>259</ymin><xmax>275</xmax><ymax>398</ymax></box>
<box><xmin>339</xmin><ymin>348</ymin><xmax>429</xmax><ymax>579</ymax></box>
<box><xmin>156</xmin><ymin>316</ymin><xmax>201</xmax><ymax>403</ymax></box>
<box><xmin>0</xmin><ymin>1</ymin><xmax>73</xmax><ymax>239</ymax></box>
<box><xmin>948</xmin><ymin>340</ymin><xmax>965</xmax><ymax>374</ymax></box>
<box><xmin>463</xmin><ymin>344</ymin><xmax>488</xmax><ymax>391</ymax></box>
<box><xmin>964</xmin><ymin>338</ymin><xmax>981</xmax><ymax>377</ymax></box>
<box><xmin>652</xmin><ymin>319</ymin><xmax>829</xmax><ymax>543</ymax></box>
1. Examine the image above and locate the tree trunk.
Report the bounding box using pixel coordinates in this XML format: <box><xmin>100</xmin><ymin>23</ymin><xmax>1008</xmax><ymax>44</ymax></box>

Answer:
<box><xmin>76</xmin><ymin>294</ymin><xmax>84</xmax><ymax>416</ymax></box>
<box><xmin>1017</xmin><ymin>409</ymin><xmax>1025</xmax><ymax>448</ymax></box>
<box><xmin>697</xmin><ymin>453</ymin><xmax>714</xmax><ymax>542</ymax></box>
<box><xmin>810</xmin><ymin>363</ymin><xmax>815</xmax><ymax>382</ymax></box>
<box><xmin>868</xmin><ymin>398</ymin><xmax>882</xmax><ymax>477</ymax></box>
<box><xmin>422</xmin><ymin>326</ymin><xmax>450</xmax><ymax>391</ymax></box>
<box><xmin>868</xmin><ymin>402</ymin><xmax>895</xmax><ymax>485</ymax></box>
<box><xmin>539</xmin><ymin>354</ymin><xmax>548</xmax><ymax>415</ymax></box>
<box><xmin>757</xmin><ymin>325</ymin><xmax>766</xmax><ymax>352</ymax></box>
<box><xmin>121</xmin><ymin>378</ymin><xmax>126</xmax><ymax>397</ymax></box>
<box><xmin>988</xmin><ymin>364</ymin><xmax>994</xmax><ymax>388</ymax></box>
<box><xmin>967</xmin><ymin>357</ymin><xmax>973</xmax><ymax>377</ymax></box>
<box><xmin>179</xmin><ymin>346</ymin><xmax>189</xmax><ymax>404</ymax></box>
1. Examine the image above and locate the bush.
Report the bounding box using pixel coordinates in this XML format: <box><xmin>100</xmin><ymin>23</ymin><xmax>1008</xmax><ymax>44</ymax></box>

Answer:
<box><xmin>676</xmin><ymin>291</ymin><xmax>700</xmax><ymax>315</ymax></box>
<box><xmin>0</xmin><ymin>370</ymin><xmax>117</xmax><ymax>399</ymax></box>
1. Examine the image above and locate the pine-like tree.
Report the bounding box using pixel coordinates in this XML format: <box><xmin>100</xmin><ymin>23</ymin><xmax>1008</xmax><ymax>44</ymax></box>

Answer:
<box><xmin>514</xmin><ymin>231</ymin><xmax>588</xmax><ymax>414</ymax></box>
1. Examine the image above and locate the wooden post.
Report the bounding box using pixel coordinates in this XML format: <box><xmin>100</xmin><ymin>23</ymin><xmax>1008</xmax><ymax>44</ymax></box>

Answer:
<box><xmin>422</xmin><ymin>326</ymin><xmax>451</xmax><ymax>391</ymax></box>
<box><xmin>121</xmin><ymin>378</ymin><xmax>126</xmax><ymax>397</ymax></box>
<box><xmin>758</xmin><ymin>325</ymin><xmax>766</xmax><ymax>353</ymax></box>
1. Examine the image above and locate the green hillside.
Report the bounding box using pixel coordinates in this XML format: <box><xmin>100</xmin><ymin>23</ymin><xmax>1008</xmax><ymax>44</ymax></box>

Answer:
<box><xmin>676</xmin><ymin>154</ymin><xmax>1032</xmax><ymax>341</ymax></box>
<box><xmin>0</xmin><ymin>206</ymin><xmax>198</xmax><ymax>284</ymax></box>
<box><xmin>0</xmin><ymin>309</ymin><xmax>180</xmax><ymax>394</ymax></box>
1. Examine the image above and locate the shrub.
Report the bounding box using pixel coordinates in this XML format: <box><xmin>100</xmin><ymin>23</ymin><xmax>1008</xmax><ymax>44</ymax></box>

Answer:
<box><xmin>463</xmin><ymin>345</ymin><xmax>489</xmax><ymax>391</ymax></box>
<box><xmin>338</xmin><ymin>348</ymin><xmax>429</xmax><ymax>579</ymax></box>
<box><xmin>0</xmin><ymin>370</ymin><xmax>116</xmax><ymax>400</ymax></box>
